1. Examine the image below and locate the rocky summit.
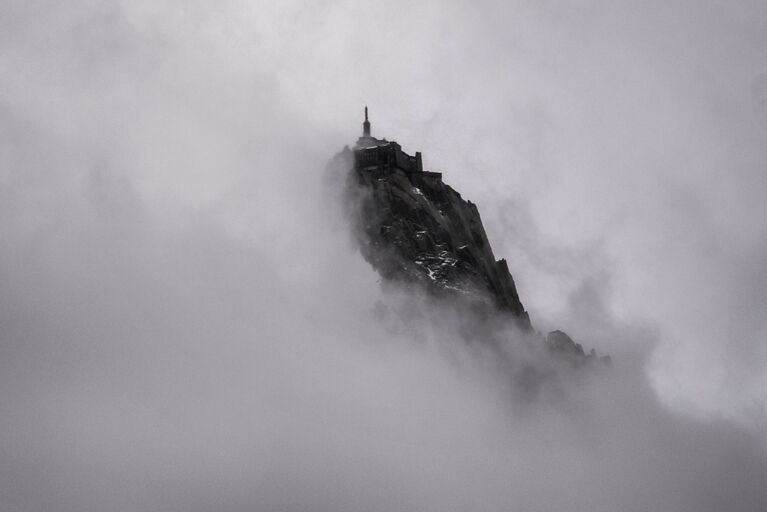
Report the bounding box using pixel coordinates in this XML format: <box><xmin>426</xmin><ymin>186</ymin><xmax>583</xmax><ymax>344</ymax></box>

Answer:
<box><xmin>331</xmin><ymin>108</ymin><xmax>607</xmax><ymax>365</ymax></box>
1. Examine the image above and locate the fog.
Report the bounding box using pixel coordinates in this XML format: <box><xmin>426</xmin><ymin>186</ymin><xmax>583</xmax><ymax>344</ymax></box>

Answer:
<box><xmin>1</xmin><ymin>1</ymin><xmax>766</xmax><ymax>510</ymax></box>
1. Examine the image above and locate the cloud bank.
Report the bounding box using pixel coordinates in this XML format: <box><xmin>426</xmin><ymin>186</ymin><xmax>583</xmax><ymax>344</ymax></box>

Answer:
<box><xmin>1</xmin><ymin>1</ymin><xmax>765</xmax><ymax>510</ymax></box>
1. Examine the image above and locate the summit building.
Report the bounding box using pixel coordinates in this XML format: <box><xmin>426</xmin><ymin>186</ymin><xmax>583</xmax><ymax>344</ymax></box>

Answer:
<box><xmin>353</xmin><ymin>108</ymin><xmax>441</xmax><ymax>179</ymax></box>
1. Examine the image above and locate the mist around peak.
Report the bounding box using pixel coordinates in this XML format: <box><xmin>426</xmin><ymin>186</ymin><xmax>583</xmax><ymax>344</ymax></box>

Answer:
<box><xmin>1</xmin><ymin>1</ymin><xmax>766</xmax><ymax>511</ymax></box>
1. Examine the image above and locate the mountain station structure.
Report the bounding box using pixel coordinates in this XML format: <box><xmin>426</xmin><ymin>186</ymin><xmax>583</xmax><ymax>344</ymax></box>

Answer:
<box><xmin>354</xmin><ymin>107</ymin><xmax>441</xmax><ymax>179</ymax></box>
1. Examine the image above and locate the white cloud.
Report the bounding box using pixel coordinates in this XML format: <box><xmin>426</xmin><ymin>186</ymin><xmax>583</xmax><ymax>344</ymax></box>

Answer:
<box><xmin>1</xmin><ymin>1</ymin><xmax>765</xmax><ymax>510</ymax></box>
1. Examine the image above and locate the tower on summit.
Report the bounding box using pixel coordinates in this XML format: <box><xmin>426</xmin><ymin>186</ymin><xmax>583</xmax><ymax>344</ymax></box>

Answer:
<box><xmin>363</xmin><ymin>106</ymin><xmax>371</xmax><ymax>136</ymax></box>
<box><xmin>353</xmin><ymin>108</ymin><xmax>431</xmax><ymax>176</ymax></box>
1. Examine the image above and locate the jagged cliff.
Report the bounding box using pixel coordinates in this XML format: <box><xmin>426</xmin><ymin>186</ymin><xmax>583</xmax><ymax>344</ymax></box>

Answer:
<box><xmin>346</xmin><ymin>150</ymin><xmax>531</xmax><ymax>329</ymax></box>
<box><xmin>330</xmin><ymin>113</ymin><xmax>607</xmax><ymax>365</ymax></box>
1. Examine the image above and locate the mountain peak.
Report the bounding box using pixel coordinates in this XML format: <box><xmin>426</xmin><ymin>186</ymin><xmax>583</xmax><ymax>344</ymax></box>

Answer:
<box><xmin>330</xmin><ymin>115</ymin><xmax>606</xmax><ymax>364</ymax></box>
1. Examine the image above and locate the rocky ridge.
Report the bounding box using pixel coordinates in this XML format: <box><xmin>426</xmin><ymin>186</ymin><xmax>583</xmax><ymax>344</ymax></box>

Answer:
<box><xmin>329</xmin><ymin>114</ymin><xmax>607</xmax><ymax>365</ymax></box>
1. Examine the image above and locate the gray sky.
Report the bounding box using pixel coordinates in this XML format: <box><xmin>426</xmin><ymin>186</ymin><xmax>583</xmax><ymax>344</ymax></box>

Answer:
<box><xmin>1</xmin><ymin>1</ymin><xmax>766</xmax><ymax>510</ymax></box>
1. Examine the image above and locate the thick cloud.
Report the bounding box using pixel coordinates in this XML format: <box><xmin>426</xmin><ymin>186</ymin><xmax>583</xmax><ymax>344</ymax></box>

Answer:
<box><xmin>1</xmin><ymin>1</ymin><xmax>766</xmax><ymax>511</ymax></box>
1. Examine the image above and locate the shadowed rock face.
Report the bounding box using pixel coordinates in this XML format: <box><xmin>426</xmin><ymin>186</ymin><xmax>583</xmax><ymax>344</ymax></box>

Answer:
<box><xmin>328</xmin><ymin>131</ymin><xmax>606</xmax><ymax>364</ymax></box>
<box><xmin>349</xmin><ymin>151</ymin><xmax>531</xmax><ymax>330</ymax></box>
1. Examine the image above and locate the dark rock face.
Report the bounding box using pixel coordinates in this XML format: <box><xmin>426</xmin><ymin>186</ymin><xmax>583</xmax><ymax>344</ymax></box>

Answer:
<box><xmin>348</xmin><ymin>154</ymin><xmax>531</xmax><ymax>329</ymax></box>
<box><xmin>546</xmin><ymin>330</ymin><xmax>611</xmax><ymax>366</ymax></box>
<box><xmin>330</xmin><ymin>121</ymin><xmax>605</xmax><ymax>364</ymax></box>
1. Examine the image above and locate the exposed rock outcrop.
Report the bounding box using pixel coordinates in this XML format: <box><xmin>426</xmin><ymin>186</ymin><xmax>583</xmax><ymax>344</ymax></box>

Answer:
<box><xmin>329</xmin><ymin>112</ymin><xmax>606</xmax><ymax>365</ymax></box>
<box><xmin>348</xmin><ymin>150</ymin><xmax>530</xmax><ymax>329</ymax></box>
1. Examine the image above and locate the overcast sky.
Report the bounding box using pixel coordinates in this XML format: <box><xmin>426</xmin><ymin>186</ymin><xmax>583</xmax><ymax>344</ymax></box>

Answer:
<box><xmin>1</xmin><ymin>1</ymin><xmax>766</xmax><ymax>510</ymax></box>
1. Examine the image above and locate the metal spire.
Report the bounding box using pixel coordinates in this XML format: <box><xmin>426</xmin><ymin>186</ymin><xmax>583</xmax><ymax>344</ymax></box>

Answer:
<box><xmin>363</xmin><ymin>106</ymin><xmax>371</xmax><ymax>136</ymax></box>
